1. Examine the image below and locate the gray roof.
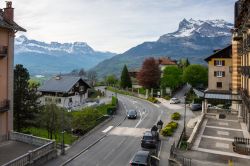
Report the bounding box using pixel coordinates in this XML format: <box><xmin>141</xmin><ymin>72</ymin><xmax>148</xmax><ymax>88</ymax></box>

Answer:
<box><xmin>0</xmin><ymin>18</ymin><xmax>26</xmax><ymax>32</ymax></box>
<box><xmin>38</xmin><ymin>76</ymin><xmax>90</xmax><ymax>93</ymax></box>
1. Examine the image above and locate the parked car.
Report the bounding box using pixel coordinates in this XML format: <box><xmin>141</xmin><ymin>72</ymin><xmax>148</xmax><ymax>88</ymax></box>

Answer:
<box><xmin>130</xmin><ymin>150</ymin><xmax>152</xmax><ymax>166</ymax></box>
<box><xmin>190</xmin><ymin>103</ymin><xmax>202</xmax><ymax>111</ymax></box>
<box><xmin>141</xmin><ymin>131</ymin><xmax>157</xmax><ymax>149</ymax></box>
<box><xmin>127</xmin><ymin>109</ymin><xmax>137</xmax><ymax>119</ymax></box>
<box><xmin>170</xmin><ymin>98</ymin><xmax>181</xmax><ymax>104</ymax></box>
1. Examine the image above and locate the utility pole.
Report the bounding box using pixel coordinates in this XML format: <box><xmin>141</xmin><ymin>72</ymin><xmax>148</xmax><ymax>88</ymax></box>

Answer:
<box><xmin>184</xmin><ymin>96</ymin><xmax>187</xmax><ymax>138</ymax></box>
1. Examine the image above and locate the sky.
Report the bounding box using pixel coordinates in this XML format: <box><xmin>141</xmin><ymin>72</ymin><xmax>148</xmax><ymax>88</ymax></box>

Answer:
<box><xmin>1</xmin><ymin>0</ymin><xmax>237</xmax><ymax>53</ymax></box>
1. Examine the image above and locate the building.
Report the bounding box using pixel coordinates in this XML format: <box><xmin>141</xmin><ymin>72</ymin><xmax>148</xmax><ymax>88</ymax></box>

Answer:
<box><xmin>205</xmin><ymin>45</ymin><xmax>232</xmax><ymax>92</ymax></box>
<box><xmin>157</xmin><ymin>57</ymin><xmax>177</xmax><ymax>71</ymax></box>
<box><xmin>38</xmin><ymin>75</ymin><xmax>91</xmax><ymax>108</ymax></box>
<box><xmin>0</xmin><ymin>1</ymin><xmax>26</xmax><ymax>142</ymax></box>
<box><xmin>232</xmin><ymin>0</ymin><xmax>250</xmax><ymax>131</ymax></box>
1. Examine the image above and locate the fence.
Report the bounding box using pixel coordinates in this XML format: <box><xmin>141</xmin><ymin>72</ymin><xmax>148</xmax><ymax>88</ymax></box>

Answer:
<box><xmin>233</xmin><ymin>137</ymin><xmax>250</xmax><ymax>155</ymax></box>
<box><xmin>2</xmin><ymin>131</ymin><xmax>57</xmax><ymax>166</ymax></box>
<box><xmin>169</xmin><ymin>142</ymin><xmax>192</xmax><ymax>166</ymax></box>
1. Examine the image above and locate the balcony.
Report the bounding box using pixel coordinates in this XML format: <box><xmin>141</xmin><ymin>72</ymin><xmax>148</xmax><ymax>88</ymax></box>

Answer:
<box><xmin>240</xmin><ymin>89</ymin><xmax>250</xmax><ymax>110</ymax></box>
<box><xmin>235</xmin><ymin>0</ymin><xmax>250</xmax><ymax>28</ymax></box>
<box><xmin>0</xmin><ymin>99</ymin><xmax>10</xmax><ymax>112</ymax></box>
<box><xmin>0</xmin><ymin>45</ymin><xmax>8</xmax><ymax>58</ymax></box>
<box><xmin>241</xmin><ymin>66</ymin><xmax>250</xmax><ymax>77</ymax></box>
<box><xmin>233</xmin><ymin>31</ymin><xmax>243</xmax><ymax>41</ymax></box>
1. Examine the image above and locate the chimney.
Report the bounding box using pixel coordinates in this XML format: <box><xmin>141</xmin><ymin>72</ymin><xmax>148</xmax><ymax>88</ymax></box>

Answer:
<box><xmin>3</xmin><ymin>1</ymin><xmax>14</xmax><ymax>23</ymax></box>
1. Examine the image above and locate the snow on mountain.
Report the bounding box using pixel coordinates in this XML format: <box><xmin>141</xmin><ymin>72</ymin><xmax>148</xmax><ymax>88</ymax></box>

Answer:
<box><xmin>160</xmin><ymin>18</ymin><xmax>233</xmax><ymax>39</ymax></box>
<box><xmin>14</xmin><ymin>36</ymin><xmax>116</xmax><ymax>75</ymax></box>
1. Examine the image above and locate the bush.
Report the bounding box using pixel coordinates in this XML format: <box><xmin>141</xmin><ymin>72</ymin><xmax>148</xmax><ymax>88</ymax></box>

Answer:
<box><xmin>147</xmin><ymin>97</ymin><xmax>158</xmax><ymax>103</ymax></box>
<box><xmin>163</xmin><ymin>95</ymin><xmax>171</xmax><ymax>100</ymax></box>
<box><xmin>171</xmin><ymin>112</ymin><xmax>181</xmax><ymax>120</ymax></box>
<box><xmin>161</xmin><ymin>121</ymin><xmax>178</xmax><ymax>137</ymax></box>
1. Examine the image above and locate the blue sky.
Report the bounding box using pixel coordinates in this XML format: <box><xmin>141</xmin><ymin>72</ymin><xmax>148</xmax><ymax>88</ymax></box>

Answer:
<box><xmin>2</xmin><ymin>0</ymin><xmax>237</xmax><ymax>53</ymax></box>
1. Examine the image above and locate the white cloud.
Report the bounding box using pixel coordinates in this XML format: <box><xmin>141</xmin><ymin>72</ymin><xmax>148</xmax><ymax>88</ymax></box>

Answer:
<box><xmin>1</xmin><ymin>0</ymin><xmax>236</xmax><ymax>53</ymax></box>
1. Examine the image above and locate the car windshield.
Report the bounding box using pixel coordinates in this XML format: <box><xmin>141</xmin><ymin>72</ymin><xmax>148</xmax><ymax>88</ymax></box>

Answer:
<box><xmin>133</xmin><ymin>155</ymin><xmax>148</xmax><ymax>164</ymax></box>
<box><xmin>128</xmin><ymin>110</ymin><xmax>136</xmax><ymax>115</ymax></box>
<box><xmin>143</xmin><ymin>136</ymin><xmax>152</xmax><ymax>140</ymax></box>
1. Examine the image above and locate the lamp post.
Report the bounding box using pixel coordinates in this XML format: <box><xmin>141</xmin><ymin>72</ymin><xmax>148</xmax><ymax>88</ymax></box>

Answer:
<box><xmin>61</xmin><ymin>108</ymin><xmax>65</xmax><ymax>155</ymax></box>
<box><xmin>184</xmin><ymin>96</ymin><xmax>187</xmax><ymax>138</ymax></box>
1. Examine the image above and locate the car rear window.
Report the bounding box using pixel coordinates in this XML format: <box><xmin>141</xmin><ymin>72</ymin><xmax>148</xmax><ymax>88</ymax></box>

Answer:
<box><xmin>143</xmin><ymin>136</ymin><xmax>152</xmax><ymax>140</ymax></box>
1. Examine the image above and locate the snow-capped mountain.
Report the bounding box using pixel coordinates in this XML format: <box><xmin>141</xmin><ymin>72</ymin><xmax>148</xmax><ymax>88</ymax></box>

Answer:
<box><xmin>14</xmin><ymin>35</ymin><xmax>116</xmax><ymax>75</ymax></box>
<box><xmin>93</xmin><ymin>18</ymin><xmax>233</xmax><ymax>78</ymax></box>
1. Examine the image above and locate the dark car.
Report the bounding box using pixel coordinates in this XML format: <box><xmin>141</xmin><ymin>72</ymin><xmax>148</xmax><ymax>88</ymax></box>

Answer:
<box><xmin>127</xmin><ymin>109</ymin><xmax>137</xmax><ymax>119</ymax></box>
<box><xmin>141</xmin><ymin>131</ymin><xmax>157</xmax><ymax>149</ymax></box>
<box><xmin>130</xmin><ymin>150</ymin><xmax>152</xmax><ymax>166</ymax></box>
<box><xmin>190</xmin><ymin>103</ymin><xmax>202</xmax><ymax>111</ymax></box>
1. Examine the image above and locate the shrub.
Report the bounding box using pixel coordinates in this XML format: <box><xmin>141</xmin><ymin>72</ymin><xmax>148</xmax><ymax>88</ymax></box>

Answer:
<box><xmin>168</xmin><ymin>121</ymin><xmax>178</xmax><ymax>129</ymax></box>
<box><xmin>161</xmin><ymin>127</ymin><xmax>173</xmax><ymax>136</ymax></box>
<box><xmin>163</xmin><ymin>95</ymin><xmax>171</xmax><ymax>100</ymax></box>
<box><xmin>171</xmin><ymin>112</ymin><xmax>181</xmax><ymax>120</ymax></box>
<box><xmin>147</xmin><ymin>97</ymin><xmax>158</xmax><ymax>103</ymax></box>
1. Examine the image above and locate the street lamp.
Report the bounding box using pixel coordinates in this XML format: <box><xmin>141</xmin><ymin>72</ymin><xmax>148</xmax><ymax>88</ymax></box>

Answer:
<box><xmin>61</xmin><ymin>108</ymin><xmax>65</xmax><ymax>155</ymax></box>
<box><xmin>184</xmin><ymin>96</ymin><xmax>187</xmax><ymax>138</ymax></box>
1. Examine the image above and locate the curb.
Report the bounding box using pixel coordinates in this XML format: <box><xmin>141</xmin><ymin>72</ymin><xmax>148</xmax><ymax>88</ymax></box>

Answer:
<box><xmin>60</xmin><ymin>101</ymin><xmax>127</xmax><ymax>166</ymax></box>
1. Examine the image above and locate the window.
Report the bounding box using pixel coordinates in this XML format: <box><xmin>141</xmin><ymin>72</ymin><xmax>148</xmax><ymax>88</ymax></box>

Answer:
<box><xmin>214</xmin><ymin>71</ymin><xmax>225</xmax><ymax>77</ymax></box>
<box><xmin>55</xmin><ymin>98</ymin><xmax>61</xmax><ymax>104</ymax></box>
<box><xmin>217</xmin><ymin>82</ymin><xmax>222</xmax><ymax>88</ymax></box>
<box><xmin>214</xmin><ymin>60</ymin><xmax>225</xmax><ymax>66</ymax></box>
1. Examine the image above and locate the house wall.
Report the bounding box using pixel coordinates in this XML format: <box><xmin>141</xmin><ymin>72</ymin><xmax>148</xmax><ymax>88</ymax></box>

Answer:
<box><xmin>0</xmin><ymin>28</ymin><xmax>14</xmax><ymax>141</ymax></box>
<box><xmin>208</xmin><ymin>58</ymin><xmax>232</xmax><ymax>91</ymax></box>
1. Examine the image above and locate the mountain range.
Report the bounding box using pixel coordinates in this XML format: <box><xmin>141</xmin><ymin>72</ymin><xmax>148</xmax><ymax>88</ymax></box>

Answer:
<box><xmin>93</xmin><ymin>18</ymin><xmax>233</xmax><ymax>78</ymax></box>
<box><xmin>14</xmin><ymin>35</ymin><xmax>116</xmax><ymax>75</ymax></box>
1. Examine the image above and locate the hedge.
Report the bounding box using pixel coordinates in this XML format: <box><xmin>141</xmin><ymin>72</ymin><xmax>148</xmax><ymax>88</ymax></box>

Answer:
<box><xmin>147</xmin><ymin>97</ymin><xmax>158</xmax><ymax>103</ymax></box>
<box><xmin>171</xmin><ymin>112</ymin><xmax>181</xmax><ymax>120</ymax></box>
<box><xmin>161</xmin><ymin>121</ymin><xmax>178</xmax><ymax>137</ymax></box>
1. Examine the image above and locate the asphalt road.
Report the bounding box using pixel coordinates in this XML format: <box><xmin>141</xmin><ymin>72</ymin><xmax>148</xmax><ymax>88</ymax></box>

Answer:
<box><xmin>66</xmin><ymin>93</ymin><xmax>164</xmax><ymax>166</ymax></box>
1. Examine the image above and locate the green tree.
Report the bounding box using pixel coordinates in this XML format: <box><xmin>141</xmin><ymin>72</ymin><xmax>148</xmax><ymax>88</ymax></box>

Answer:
<box><xmin>183</xmin><ymin>64</ymin><xmax>208</xmax><ymax>87</ymax></box>
<box><xmin>14</xmin><ymin>64</ymin><xmax>40</xmax><ymax>131</ymax></box>
<box><xmin>161</xmin><ymin>66</ymin><xmax>183</xmax><ymax>90</ymax></box>
<box><xmin>179</xmin><ymin>58</ymin><xmax>190</xmax><ymax>69</ymax></box>
<box><xmin>120</xmin><ymin>65</ymin><xmax>132</xmax><ymax>89</ymax></box>
<box><xmin>105</xmin><ymin>74</ymin><xmax>118</xmax><ymax>86</ymax></box>
<box><xmin>137</xmin><ymin>57</ymin><xmax>161</xmax><ymax>89</ymax></box>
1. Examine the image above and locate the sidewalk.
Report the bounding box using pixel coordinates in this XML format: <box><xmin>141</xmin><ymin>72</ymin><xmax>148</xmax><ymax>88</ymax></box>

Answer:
<box><xmin>44</xmin><ymin>101</ymin><xmax>126</xmax><ymax>166</ymax></box>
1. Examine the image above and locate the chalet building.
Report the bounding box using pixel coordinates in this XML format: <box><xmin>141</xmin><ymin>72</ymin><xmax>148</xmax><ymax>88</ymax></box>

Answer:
<box><xmin>0</xmin><ymin>1</ymin><xmax>26</xmax><ymax>142</ymax></box>
<box><xmin>232</xmin><ymin>0</ymin><xmax>250</xmax><ymax>131</ymax></box>
<box><xmin>38</xmin><ymin>75</ymin><xmax>91</xmax><ymax>108</ymax></box>
<box><xmin>157</xmin><ymin>57</ymin><xmax>177</xmax><ymax>71</ymax></box>
<box><xmin>205</xmin><ymin>45</ymin><xmax>232</xmax><ymax>92</ymax></box>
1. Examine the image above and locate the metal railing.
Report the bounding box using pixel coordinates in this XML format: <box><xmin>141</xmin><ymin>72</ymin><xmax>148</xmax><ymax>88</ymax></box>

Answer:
<box><xmin>240</xmin><ymin>89</ymin><xmax>250</xmax><ymax>110</ymax></box>
<box><xmin>0</xmin><ymin>99</ymin><xmax>10</xmax><ymax>112</ymax></box>
<box><xmin>233</xmin><ymin>137</ymin><xmax>250</xmax><ymax>155</ymax></box>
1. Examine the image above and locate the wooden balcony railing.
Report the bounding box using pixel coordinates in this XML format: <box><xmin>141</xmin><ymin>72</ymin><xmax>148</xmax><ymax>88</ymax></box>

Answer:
<box><xmin>0</xmin><ymin>45</ymin><xmax>8</xmax><ymax>58</ymax></box>
<box><xmin>0</xmin><ymin>99</ymin><xmax>10</xmax><ymax>112</ymax></box>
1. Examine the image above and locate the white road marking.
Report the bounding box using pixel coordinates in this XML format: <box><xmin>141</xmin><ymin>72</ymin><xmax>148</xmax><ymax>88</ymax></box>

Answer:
<box><xmin>135</xmin><ymin>109</ymin><xmax>143</xmax><ymax>128</ymax></box>
<box><xmin>154</xmin><ymin>104</ymin><xmax>160</xmax><ymax>108</ymax></box>
<box><xmin>102</xmin><ymin>126</ymin><xmax>114</xmax><ymax>133</ymax></box>
<box><xmin>215</xmin><ymin>142</ymin><xmax>230</xmax><ymax>149</ymax></box>
<box><xmin>218</xmin><ymin>122</ymin><xmax>229</xmax><ymax>126</ymax></box>
<box><xmin>158</xmin><ymin>140</ymin><xmax>163</xmax><ymax>158</ymax></box>
<box><xmin>217</xmin><ymin>131</ymin><xmax>229</xmax><ymax>136</ymax></box>
<box><xmin>109</xmin><ymin>127</ymin><xmax>149</xmax><ymax>137</ymax></box>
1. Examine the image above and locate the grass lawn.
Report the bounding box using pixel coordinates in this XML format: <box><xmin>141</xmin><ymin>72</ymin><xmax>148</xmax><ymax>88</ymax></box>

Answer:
<box><xmin>22</xmin><ymin>127</ymin><xmax>78</xmax><ymax>145</ymax></box>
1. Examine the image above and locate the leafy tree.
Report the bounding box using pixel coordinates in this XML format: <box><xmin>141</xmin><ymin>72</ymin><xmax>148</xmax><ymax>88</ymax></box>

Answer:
<box><xmin>120</xmin><ymin>65</ymin><xmax>132</xmax><ymax>89</ymax></box>
<box><xmin>137</xmin><ymin>57</ymin><xmax>161</xmax><ymax>89</ymax></box>
<box><xmin>105</xmin><ymin>74</ymin><xmax>118</xmax><ymax>86</ymax></box>
<box><xmin>28</xmin><ymin>79</ymin><xmax>40</xmax><ymax>90</ymax></box>
<box><xmin>183</xmin><ymin>64</ymin><xmax>208</xmax><ymax>87</ymax></box>
<box><xmin>178</xmin><ymin>58</ymin><xmax>190</xmax><ymax>69</ymax></box>
<box><xmin>161</xmin><ymin>66</ymin><xmax>183</xmax><ymax>90</ymax></box>
<box><xmin>14</xmin><ymin>64</ymin><xmax>40</xmax><ymax>131</ymax></box>
<box><xmin>87</xmin><ymin>70</ymin><xmax>97</xmax><ymax>86</ymax></box>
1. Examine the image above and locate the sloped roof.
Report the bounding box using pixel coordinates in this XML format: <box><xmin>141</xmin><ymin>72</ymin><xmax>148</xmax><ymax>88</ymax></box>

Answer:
<box><xmin>38</xmin><ymin>76</ymin><xmax>90</xmax><ymax>93</ymax></box>
<box><xmin>157</xmin><ymin>57</ymin><xmax>177</xmax><ymax>65</ymax></box>
<box><xmin>204</xmin><ymin>45</ymin><xmax>232</xmax><ymax>62</ymax></box>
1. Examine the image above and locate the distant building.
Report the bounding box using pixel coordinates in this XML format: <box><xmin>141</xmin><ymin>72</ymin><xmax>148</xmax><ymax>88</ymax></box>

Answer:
<box><xmin>38</xmin><ymin>75</ymin><xmax>91</xmax><ymax>108</ymax></box>
<box><xmin>0</xmin><ymin>1</ymin><xmax>26</xmax><ymax>142</ymax></box>
<box><xmin>204</xmin><ymin>45</ymin><xmax>232</xmax><ymax>92</ymax></box>
<box><xmin>157</xmin><ymin>57</ymin><xmax>177</xmax><ymax>71</ymax></box>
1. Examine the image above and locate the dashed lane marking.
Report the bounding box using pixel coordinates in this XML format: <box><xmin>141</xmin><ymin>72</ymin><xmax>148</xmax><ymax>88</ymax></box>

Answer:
<box><xmin>102</xmin><ymin>126</ymin><xmax>114</xmax><ymax>133</ymax></box>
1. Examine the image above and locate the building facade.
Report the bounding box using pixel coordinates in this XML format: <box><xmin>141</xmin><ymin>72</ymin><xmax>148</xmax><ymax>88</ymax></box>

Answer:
<box><xmin>205</xmin><ymin>45</ymin><xmax>232</xmax><ymax>92</ymax></box>
<box><xmin>0</xmin><ymin>2</ymin><xmax>25</xmax><ymax>142</ymax></box>
<box><xmin>38</xmin><ymin>76</ymin><xmax>91</xmax><ymax>109</ymax></box>
<box><xmin>233</xmin><ymin>0</ymin><xmax>250</xmax><ymax>131</ymax></box>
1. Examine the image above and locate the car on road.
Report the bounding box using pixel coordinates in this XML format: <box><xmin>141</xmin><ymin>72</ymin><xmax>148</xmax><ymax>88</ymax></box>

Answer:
<box><xmin>141</xmin><ymin>131</ymin><xmax>157</xmax><ymax>149</ymax></box>
<box><xmin>190</xmin><ymin>103</ymin><xmax>202</xmax><ymax>111</ymax></box>
<box><xmin>130</xmin><ymin>150</ymin><xmax>152</xmax><ymax>166</ymax></box>
<box><xmin>127</xmin><ymin>109</ymin><xmax>137</xmax><ymax>119</ymax></box>
<box><xmin>170</xmin><ymin>98</ymin><xmax>181</xmax><ymax>104</ymax></box>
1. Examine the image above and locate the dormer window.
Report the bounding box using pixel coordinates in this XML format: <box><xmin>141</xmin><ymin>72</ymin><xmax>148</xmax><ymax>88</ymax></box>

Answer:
<box><xmin>214</xmin><ymin>60</ymin><xmax>225</xmax><ymax>66</ymax></box>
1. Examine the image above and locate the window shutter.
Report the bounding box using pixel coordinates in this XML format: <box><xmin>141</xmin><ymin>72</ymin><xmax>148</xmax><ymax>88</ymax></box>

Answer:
<box><xmin>214</xmin><ymin>71</ymin><xmax>217</xmax><ymax>76</ymax></box>
<box><xmin>222</xmin><ymin>61</ymin><xmax>225</xmax><ymax>66</ymax></box>
<box><xmin>223</xmin><ymin>72</ymin><xmax>225</xmax><ymax>77</ymax></box>
<box><xmin>214</xmin><ymin>60</ymin><xmax>216</xmax><ymax>66</ymax></box>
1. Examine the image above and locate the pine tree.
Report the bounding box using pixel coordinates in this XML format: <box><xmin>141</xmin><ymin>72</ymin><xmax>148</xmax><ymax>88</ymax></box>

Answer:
<box><xmin>120</xmin><ymin>65</ymin><xmax>132</xmax><ymax>89</ymax></box>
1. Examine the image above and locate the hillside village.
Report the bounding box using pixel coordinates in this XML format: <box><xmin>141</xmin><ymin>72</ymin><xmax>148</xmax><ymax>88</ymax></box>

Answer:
<box><xmin>1</xmin><ymin>1</ymin><xmax>250</xmax><ymax>166</ymax></box>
